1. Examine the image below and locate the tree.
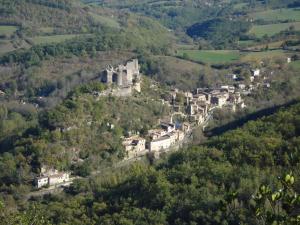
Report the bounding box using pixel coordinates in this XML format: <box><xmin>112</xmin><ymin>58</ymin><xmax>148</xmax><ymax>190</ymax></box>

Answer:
<box><xmin>253</xmin><ymin>173</ymin><xmax>300</xmax><ymax>225</ymax></box>
<box><xmin>0</xmin><ymin>201</ymin><xmax>51</xmax><ymax>225</ymax></box>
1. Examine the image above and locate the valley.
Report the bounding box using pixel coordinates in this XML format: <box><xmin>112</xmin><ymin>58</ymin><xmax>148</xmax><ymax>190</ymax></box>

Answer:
<box><xmin>0</xmin><ymin>0</ymin><xmax>299</xmax><ymax>224</ymax></box>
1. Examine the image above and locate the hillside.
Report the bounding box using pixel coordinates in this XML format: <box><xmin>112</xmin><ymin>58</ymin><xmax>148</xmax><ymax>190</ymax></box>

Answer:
<box><xmin>0</xmin><ymin>1</ymin><xmax>300</xmax><ymax>225</ymax></box>
<box><xmin>81</xmin><ymin>0</ymin><xmax>230</xmax><ymax>30</ymax></box>
<box><xmin>0</xmin><ymin>0</ymin><xmax>174</xmax><ymax>106</ymax></box>
<box><xmin>6</xmin><ymin>100</ymin><xmax>300</xmax><ymax>224</ymax></box>
<box><xmin>0</xmin><ymin>0</ymin><xmax>174</xmax><ymax>55</ymax></box>
<box><xmin>0</xmin><ymin>77</ymin><xmax>171</xmax><ymax>190</ymax></box>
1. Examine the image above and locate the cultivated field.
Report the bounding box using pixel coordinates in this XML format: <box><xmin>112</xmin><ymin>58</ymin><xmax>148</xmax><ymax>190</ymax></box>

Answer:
<box><xmin>251</xmin><ymin>8</ymin><xmax>300</xmax><ymax>21</ymax></box>
<box><xmin>240</xmin><ymin>49</ymin><xmax>288</xmax><ymax>61</ymax></box>
<box><xmin>30</xmin><ymin>34</ymin><xmax>86</xmax><ymax>45</ymax></box>
<box><xmin>249</xmin><ymin>22</ymin><xmax>300</xmax><ymax>37</ymax></box>
<box><xmin>233</xmin><ymin>2</ymin><xmax>248</xmax><ymax>9</ymax></box>
<box><xmin>176</xmin><ymin>50</ymin><xmax>240</xmax><ymax>64</ymax></box>
<box><xmin>0</xmin><ymin>26</ymin><xmax>18</xmax><ymax>37</ymax></box>
<box><xmin>290</xmin><ymin>60</ymin><xmax>300</xmax><ymax>70</ymax></box>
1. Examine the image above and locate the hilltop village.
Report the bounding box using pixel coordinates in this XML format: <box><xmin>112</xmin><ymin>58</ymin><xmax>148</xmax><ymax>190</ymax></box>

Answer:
<box><xmin>35</xmin><ymin>58</ymin><xmax>280</xmax><ymax>188</ymax></box>
<box><xmin>117</xmin><ymin>60</ymin><xmax>274</xmax><ymax>161</ymax></box>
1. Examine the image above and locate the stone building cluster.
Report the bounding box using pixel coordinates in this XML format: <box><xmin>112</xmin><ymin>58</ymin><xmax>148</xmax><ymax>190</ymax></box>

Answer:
<box><xmin>121</xmin><ymin>81</ymin><xmax>247</xmax><ymax>159</ymax></box>
<box><xmin>148</xmin><ymin>122</ymin><xmax>185</xmax><ymax>152</ymax></box>
<box><xmin>100</xmin><ymin>59</ymin><xmax>142</xmax><ymax>94</ymax></box>
<box><xmin>35</xmin><ymin>167</ymin><xmax>70</xmax><ymax>189</ymax></box>
<box><xmin>122</xmin><ymin>121</ymin><xmax>188</xmax><ymax>159</ymax></box>
<box><xmin>169</xmin><ymin>85</ymin><xmax>246</xmax><ymax>125</ymax></box>
<box><xmin>225</xmin><ymin>66</ymin><xmax>274</xmax><ymax>96</ymax></box>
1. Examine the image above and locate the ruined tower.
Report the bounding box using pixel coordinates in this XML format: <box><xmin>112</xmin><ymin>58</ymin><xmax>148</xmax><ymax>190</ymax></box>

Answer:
<box><xmin>101</xmin><ymin>59</ymin><xmax>140</xmax><ymax>88</ymax></box>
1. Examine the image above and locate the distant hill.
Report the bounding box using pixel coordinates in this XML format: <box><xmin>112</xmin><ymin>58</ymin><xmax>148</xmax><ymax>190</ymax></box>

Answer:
<box><xmin>186</xmin><ymin>18</ymin><xmax>251</xmax><ymax>48</ymax></box>
<box><xmin>0</xmin><ymin>0</ymin><xmax>174</xmax><ymax>99</ymax></box>
<box><xmin>81</xmin><ymin>0</ymin><xmax>229</xmax><ymax>29</ymax></box>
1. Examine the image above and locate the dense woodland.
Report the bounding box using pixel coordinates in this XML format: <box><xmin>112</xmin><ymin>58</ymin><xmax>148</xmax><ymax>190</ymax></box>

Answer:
<box><xmin>2</xmin><ymin>100</ymin><xmax>300</xmax><ymax>224</ymax></box>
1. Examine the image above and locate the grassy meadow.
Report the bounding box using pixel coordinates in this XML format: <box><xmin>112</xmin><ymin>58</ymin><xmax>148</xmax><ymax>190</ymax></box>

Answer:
<box><xmin>249</xmin><ymin>22</ymin><xmax>300</xmax><ymax>37</ymax></box>
<box><xmin>176</xmin><ymin>48</ymin><xmax>292</xmax><ymax>64</ymax></box>
<box><xmin>251</xmin><ymin>8</ymin><xmax>300</xmax><ymax>21</ymax></box>
<box><xmin>0</xmin><ymin>26</ymin><xmax>18</xmax><ymax>37</ymax></box>
<box><xmin>30</xmin><ymin>34</ymin><xmax>86</xmax><ymax>45</ymax></box>
<box><xmin>290</xmin><ymin>60</ymin><xmax>300</xmax><ymax>70</ymax></box>
<box><xmin>240</xmin><ymin>49</ymin><xmax>288</xmax><ymax>61</ymax></box>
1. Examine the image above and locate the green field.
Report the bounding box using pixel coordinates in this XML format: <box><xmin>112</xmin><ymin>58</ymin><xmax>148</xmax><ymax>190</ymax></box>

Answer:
<box><xmin>290</xmin><ymin>60</ymin><xmax>300</xmax><ymax>70</ymax></box>
<box><xmin>238</xmin><ymin>40</ymin><xmax>256</xmax><ymax>47</ymax></box>
<box><xmin>233</xmin><ymin>2</ymin><xmax>248</xmax><ymax>10</ymax></box>
<box><xmin>177</xmin><ymin>50</ymin><xmax>240</xmax><ymax>64</ymax></box>
<box><xmin>30</xmin><ymin>34</ymin><xmax>85</xmax><ymax>44</ymax></box>
<box><xmin>39</xmin><ymin>27</ymin><xmax>55</xmax><ymax>34</ymax></box>
<box><xmin>0</xmin><ymin>26</ymin><xmax>18</xmax><ymax>37</ymax></box>
<box><xmin>249</xmin><ymin>22</ymin><xmax>300</xmax><ymax>37</ymax></box>
<box><xmin>241</xmin><ymin>49</ymin><xmax>287</xmax><ymax>61</ymax></box>
<box><xmin>251</xmin><ymin>8</ymin><xmax>300</xmax><ymax>21</ymax></box>
<box><xmin>177</xmin><ymin>49</ymin><xmax>290</xmax><ymax>64</ymax></box>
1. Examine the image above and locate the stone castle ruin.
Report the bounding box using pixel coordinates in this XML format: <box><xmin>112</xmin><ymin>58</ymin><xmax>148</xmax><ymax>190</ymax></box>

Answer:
<box><xmin>101</xmin><ymin>59</ymin><xmax>141</xmax><ymax>93</ymax></box>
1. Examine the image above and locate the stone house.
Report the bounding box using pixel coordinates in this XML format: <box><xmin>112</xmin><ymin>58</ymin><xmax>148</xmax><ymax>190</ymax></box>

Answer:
<box><xmin>221</xmin><ymin>85</ymin><xmax>235</xmax><ymax>93</ymax></box>
<box><xmin>149</xmin><ymin>136</ymin><xmax>172</xmax><ymax>152</ymax></box>
<box><xmin>36</xmin><ymin>176</ymin><xmax>49</xmax><ymax>188</ymax></box>
<box><xmin>211</xmin><ymin>93</ymin><xmax>229</xmax><ymax>107</ymax></box>
<box><xmin>148</xmin><ymin>129</ymin><xmax>167</xmax><ymax>140</ymax></box>
<box><xmin>48</xmin><ymin>173</ymin><xmax>70</xmax><ymax>186</ymax></box>
<box><xmin>122</xmin><ymin>136</ymin><xmax>146</xmax><ymax>158</ymax></box>
<box><xmin>160</xmin><ymin>122</ymin><xmax>176</xmax><ymax>133</ymax></box>
<box><xmin>193</xmin><ymin>94</ymin><xmax>207</xmax><ymax>102</ymax></box>
<box><xmin>35</xmin><ymin>170</ymin><xmax>70</xmax><ymax>188</ymax></box>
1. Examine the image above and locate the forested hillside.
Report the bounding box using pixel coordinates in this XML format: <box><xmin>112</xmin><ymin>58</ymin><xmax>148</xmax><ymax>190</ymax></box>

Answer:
<box><xmin>0</xmin><ymin>78</ymin><xmax>170</xmax><ymax>188</ymax></box>
<box><xmin>2</xmin><ymin>100</ymin><xmax>299</xmax><ymax>224</ymax></box>
<box><xmin>82</xmin><ymin>0</ymin><xmax>228</xmax><ymax>29</ymax></box>
<box><xmin>0</xmin><ymin>1</ymin><xmax>300</xmax><ymax>224</ymax></box>
<box><xmin>0</xmin><ymin>0</ymin><xmax>173</xmax><ymax>108</ymax></box>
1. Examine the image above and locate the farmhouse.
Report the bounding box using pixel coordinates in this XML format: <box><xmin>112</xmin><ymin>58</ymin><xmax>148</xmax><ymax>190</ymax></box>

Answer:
<box><xmin>35</xmin><ymin>169</ymin><xmax>70</xmax><ymax>188</ymax></box>
<box><xmin>36</xmin><ymin>176</ymin><xmax>49</xmax><ymax>188</ymax></box>
<box><xmin>48</xmin><ymin>173</ymin><xmax>70</xmax><ymax>186</ymax></box>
